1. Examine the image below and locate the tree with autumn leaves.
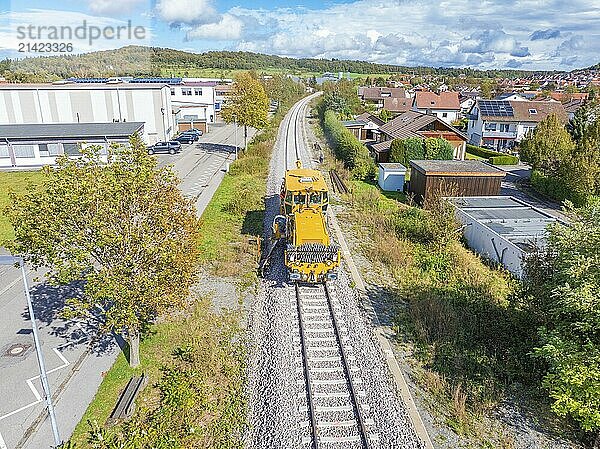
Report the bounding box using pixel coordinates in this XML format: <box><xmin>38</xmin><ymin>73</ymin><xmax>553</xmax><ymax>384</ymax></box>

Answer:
<box><xmin>221</xmin><ymin>71</ymin><xmax>269</xmax><ymax>149</ymax></box>
<box><xmin>6</xmin><ymin>135</ymin><xmax>200</xmax><ymax>367</ymax></box>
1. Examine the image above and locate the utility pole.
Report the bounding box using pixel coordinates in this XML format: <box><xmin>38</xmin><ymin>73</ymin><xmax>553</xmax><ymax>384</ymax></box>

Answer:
<box><xmin>0</xmin><ymin>256</ymin><xmax>62</xmax><ymax>447</ymax></box>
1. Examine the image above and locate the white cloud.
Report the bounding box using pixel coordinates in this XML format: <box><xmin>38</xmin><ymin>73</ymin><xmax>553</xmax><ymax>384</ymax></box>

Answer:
<box><xmin>156</xmin><ymin>0</ymin><xmax>217</xmax><ymax>25</ymax></box>
<box><xmin>186</xmin><ymin>14</ymin><xmax>243</xmax><ymax>41</ymax></box>
<box><xmin>88</xmin><ymin>0</ymin><xmax>148</xmax><ymax>15</ymax></box>
<box><xmin>0</xmin><ymin>9</ymin><xmax>152</xmax><ymax>58</ymax></box>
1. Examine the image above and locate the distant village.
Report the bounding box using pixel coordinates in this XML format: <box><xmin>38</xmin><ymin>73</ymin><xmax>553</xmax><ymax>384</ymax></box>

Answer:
<box><xmin>320</xmin><ymin>66</ymin><xmax>600</xmax><ymax>162</ymax></box>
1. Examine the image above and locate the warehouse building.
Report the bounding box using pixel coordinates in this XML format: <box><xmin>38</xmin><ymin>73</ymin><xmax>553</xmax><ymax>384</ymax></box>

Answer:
<box><xmin>0</xmin><ymin>122</ymin><xmax>143</xmax><ymax>168</ymax></box>
<box><xmin>449</xmin><ymin>196</ymin><xmax>563</xmax><ymax>277</ymax></box>
<box><xmin>408</xmin><ymin>160</ymin><xmax>505</xmax><ymax>203</ymax></box>
<box><xmin>0</xmin><ymin>82</ymin><xmax>174</xmax><ymax>144</ymax></box>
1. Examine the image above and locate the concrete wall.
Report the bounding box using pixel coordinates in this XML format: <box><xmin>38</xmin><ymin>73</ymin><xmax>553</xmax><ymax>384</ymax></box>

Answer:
<box><xmin>455</xmin><ymin>208</ymin><xmax>525</xmax><ymax>277</ymax></box>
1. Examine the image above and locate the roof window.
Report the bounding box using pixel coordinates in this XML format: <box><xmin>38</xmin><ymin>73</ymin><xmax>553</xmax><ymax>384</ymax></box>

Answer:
<box><xmin>529</xmin><ymin>108</ymin><xmax>537</xmax><ymax>114</ymax></box>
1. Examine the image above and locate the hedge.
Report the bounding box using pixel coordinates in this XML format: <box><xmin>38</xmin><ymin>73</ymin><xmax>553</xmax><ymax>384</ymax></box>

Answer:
<box><xmin>322</xmin><ymin>109</ymin><xmax>375</xmax><ymax>180</ymax></box>
<box><xmin>390</xmin><ymin>137</ymin><xmax>454</xmax><ymax>167</ymax></box>
<box><xmin>466</xmin><ymin>144</ymin><xmax>504</xmax><ymax>159</ymax></box>
<box><xmin>488</xmin><ymin>155</ymin><xmax>519</xmax><ymax>165</ymax></box>
<box><xmin>466</xmin><ymin>144</ymin><xmax>518</xmax><ymax>165</ymax></box>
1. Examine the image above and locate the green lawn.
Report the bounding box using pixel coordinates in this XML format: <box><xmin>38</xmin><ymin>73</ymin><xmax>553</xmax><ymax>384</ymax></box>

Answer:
<box><xmin>0</xmin><ymin>170</ymin><xmax>44</xmax><ymax>243</ymax></box>
<box><xmin>465</xmin><ymin>152</ymin><xmax>486</xmax><ymax>161</ymax></box>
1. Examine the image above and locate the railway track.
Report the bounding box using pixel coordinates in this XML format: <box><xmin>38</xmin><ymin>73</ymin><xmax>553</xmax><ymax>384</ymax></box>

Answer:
<box><xmin>295</xmin><ymin>282</ymin><xmax>376</xmax><ymax>449</ymax></box>
<box><xmin>329</xmin><ymin>170</ymin><xmax>350</xmax><ymax>195</ymax></box>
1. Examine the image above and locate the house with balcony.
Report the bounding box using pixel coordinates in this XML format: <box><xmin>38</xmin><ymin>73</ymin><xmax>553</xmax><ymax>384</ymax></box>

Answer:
<box><xmin>412</xmin><ymin>91</ymin><xmax>461</xmax><ymax>125</ymax></box>
<box><xmin>467</xmin><ymin>99</ymin><xmax>567</xmax><ymax>151</ymax></box>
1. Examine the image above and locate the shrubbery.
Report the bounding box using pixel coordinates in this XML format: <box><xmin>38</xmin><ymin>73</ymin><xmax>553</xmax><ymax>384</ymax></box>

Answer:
<box><xmin>322</xmin><ymin>109</ymin><xmax>375</xmax><ymax>180</ymax></box>
<box><xmin>466</xmin><ymin>143</ymin><xmax>502</xmax><ymax>159</ymax></box>
<box><xmin>389</xmin><ymin>137</ymin><xmax>454</xmax><ymax>167</ymax></box>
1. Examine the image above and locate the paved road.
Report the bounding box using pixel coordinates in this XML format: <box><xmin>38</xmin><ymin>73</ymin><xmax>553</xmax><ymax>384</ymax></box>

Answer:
<box><xmin>0</xmin><ymin>121</ymin><xmax>256</xmax><ymax>449</ymax></box>
<box><xmin>155</xmin><ymin>122</ymin><xmax>256</xmax><ymax>216</ymax></box>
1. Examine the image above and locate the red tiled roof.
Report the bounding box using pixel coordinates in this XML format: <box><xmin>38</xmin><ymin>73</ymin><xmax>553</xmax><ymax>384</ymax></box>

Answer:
<box><xmin>414</xmin><ymin>91</ymin><xmax>460</xmax><ymax>110</ymax></box>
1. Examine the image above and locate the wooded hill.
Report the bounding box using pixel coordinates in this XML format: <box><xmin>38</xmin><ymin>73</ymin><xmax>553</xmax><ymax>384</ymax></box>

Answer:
<box><xmin>1</xmin><ymin>45</ymin><xmax>561</xmax><ymax>81</ymax></box>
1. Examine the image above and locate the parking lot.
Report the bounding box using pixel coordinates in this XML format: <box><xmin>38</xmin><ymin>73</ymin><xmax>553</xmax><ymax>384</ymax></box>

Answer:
<box><xmin>154</xmin><ymin>121</ymin><xmax>256</xmax><ymax>214</ymax></box>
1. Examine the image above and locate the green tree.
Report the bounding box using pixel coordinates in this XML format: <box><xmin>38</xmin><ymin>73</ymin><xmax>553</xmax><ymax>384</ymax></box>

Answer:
<box><xmin>523</xmin><ymin>203</ymin><xmax>600</xmax><ymax>435</ymax></box>
<box><xmin>321</xmin><ymin>79</ymin><xmax>361</xmax><ymax>118</ymax></box>
<box><xmin>379</xmin><ymin>108</ymin><xmax>392</xmax><ymax>123</ymax></box>
<box><xmin>424</xmin><ymin>138</ymin><xmax>454</xmax><ymax>160</ymax></box>
<box><xmin>6</xmin><ymin>137</ymin><xmax>200</xmax><ymax>367</ymax></box>
<box><xmin>388</xmin><ymin>137</ymin><xmax>425</xmax><ymax>166</ymax></box>
<box><xmin>519</xmin><ymin>113</ymin><xmax>575</xmax><ymax>177</ymax></box>
<box><xmin>221</xmin><ymin>71</ymin><xmax>269</xmax><ymax>149</ymax></box>
<box><xmin>480</xmin><ymin>80</ymin><xmax>493</xmax><ymax>99</ymax></box>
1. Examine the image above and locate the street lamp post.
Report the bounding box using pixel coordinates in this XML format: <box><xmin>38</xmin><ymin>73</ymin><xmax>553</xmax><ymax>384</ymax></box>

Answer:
<box><xmin>233</xmin><ymin>115</ymin><xmax>238</xmax><ymax>160</ymax></box>
<box><xmin>0</xmin><ymin>255</ymin><xmax>62</xmax><ymax>447</ymax></box>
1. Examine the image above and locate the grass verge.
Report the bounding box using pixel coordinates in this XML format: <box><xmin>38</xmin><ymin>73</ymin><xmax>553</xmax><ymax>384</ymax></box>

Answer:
<box><xmin>69</xmin><ymin>296</ymin><xmax>245</xmax><ymax>448</ymax></box>
<box><xmin>309</xmin><ymin>112</ymin><xmax>582</xmax><ymax>445</ymax></box>
<box><xmin>197</xmin><ymin>98</ymin><xmax>303</xmax><ymax>278</ymax></box>
<box><xmin>0</xmin><ymin>170</ymin><xmax>44</xmax><ymax>242</ymax></box>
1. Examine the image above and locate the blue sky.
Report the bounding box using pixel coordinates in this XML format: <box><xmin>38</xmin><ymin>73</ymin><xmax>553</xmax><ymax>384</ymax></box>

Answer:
<box><xmin>1</xmin><ymin>0</ymin><xmax>599</xmax><ymax>71</ymax></box>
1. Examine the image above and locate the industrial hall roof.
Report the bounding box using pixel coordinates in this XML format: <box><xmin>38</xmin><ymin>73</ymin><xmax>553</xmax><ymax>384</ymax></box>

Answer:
<box><xmin>0</xmin><ymin>122</ymin><xmax>144</xmax><ymax>140</ymax></box>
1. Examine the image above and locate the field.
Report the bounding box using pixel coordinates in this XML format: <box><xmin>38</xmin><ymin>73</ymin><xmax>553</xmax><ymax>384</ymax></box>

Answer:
<box><xmin>0</xmin><ymin>170</ymin><xmax>45</xmax><ymax>242</ymax></box>
<box><xmin>159</xmin><ymin>65</ymin><xmax>391</xmax><ymax>81</ymax></box>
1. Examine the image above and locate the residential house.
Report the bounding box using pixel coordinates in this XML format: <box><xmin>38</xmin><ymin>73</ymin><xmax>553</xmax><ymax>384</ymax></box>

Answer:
<box><xmin>494</xmin><ymin>92</ymin><xmax>529</xmax><ymax>101</ymax></box>
<box><xmin>563</xmin><ymin>98</ymin><xmax>586</xmax><ymax>120</ymax></box>
<box><xmin>341</xmin><ymin>112</ymin><xmax>384</xmax><ymax>141</ymax></box>
<box><xmin>369</xmin><ymin>110</ymin><xmax>467</xmax><ymax>162</ymax></box>
<box><xmin>459</xmin><ymin>94</ymin><xmax>477</xmax><ymax>113</ymax></box>
<box><xmin>412</xmin><ymin>91</ymin><xmax>461</xmax><ymax>125</ymax></box>
<box><xmin>467</xmin><ymin>99</ymin><xmax>567</xmax><ymax>150</ymax></box>
<box><xmin>359</xmin><ymin>87</ymin><xmax>409</xmax><ymax>113</ymax></box>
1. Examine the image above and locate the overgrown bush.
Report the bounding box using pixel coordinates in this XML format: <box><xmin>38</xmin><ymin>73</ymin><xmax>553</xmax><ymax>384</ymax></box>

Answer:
<box><xmin>322</xmin><ymin>109</ymin><xmax>375</xmax><ymax>180</ymax></box>
<box><xmin>424</xmin><ymin>138</ymin><xmax>454</xmax><ymax>160</ymax></box>
<box><xmin>530</xmin><ymin>170</ymin><xmax>588</xmax><ymax>206</ymax></box>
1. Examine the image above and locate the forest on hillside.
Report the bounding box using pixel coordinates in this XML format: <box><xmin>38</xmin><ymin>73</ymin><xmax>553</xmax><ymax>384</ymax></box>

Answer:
<box><xmin>0</xmin><ymin>45</ymin><xmax>556</xmax><ymax>81</ymax></box>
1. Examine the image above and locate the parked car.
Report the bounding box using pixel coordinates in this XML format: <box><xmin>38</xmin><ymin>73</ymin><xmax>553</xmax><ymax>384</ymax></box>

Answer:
<box><xmin>174</xmin><ymin>134</ymin><xmax>196</xmax><ymax>144</ymax></box>
<box><xmin>147</xmin><ymin>141</ymin><xmax>182</xmax><ymax>155</ymax></box>
<box><xmin>182</xmin><ymin>128</ymin><xmax>203</xmax><ymax>137</ymax></box>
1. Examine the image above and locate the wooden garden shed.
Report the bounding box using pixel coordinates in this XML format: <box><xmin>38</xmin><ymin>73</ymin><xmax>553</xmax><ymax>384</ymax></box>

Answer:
<box><xmin>408</xmin><ymin>160</ymin><xmax>505</xmax><ymax>203</ymax></box>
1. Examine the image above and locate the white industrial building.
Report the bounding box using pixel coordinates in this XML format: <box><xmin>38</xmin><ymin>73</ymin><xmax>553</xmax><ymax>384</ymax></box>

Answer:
<box><xmin>170</xmin><ymin>81</ymin><xmax>217</xmax><ymax>133</ymax></box>
<box><xmin>0</xmin><ymin>83</ymin><xmax>175</xmax><ymax>145</ymax></box>
<box><xmin>449</xmin><ymin>196</ymin><xmax>563</xmax><ymax>278</ymax></box>
<box><xmin>0</xmin><ymin>122</ymin><xmax>144</xmax><ymax>168</ymax></box>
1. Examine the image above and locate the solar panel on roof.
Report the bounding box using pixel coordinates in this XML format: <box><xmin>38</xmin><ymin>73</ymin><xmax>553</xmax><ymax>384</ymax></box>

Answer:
<box><xmin>478</xmin><ymin>100</ymin><xmax>514</xmax><ymax>117</ymax></box>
